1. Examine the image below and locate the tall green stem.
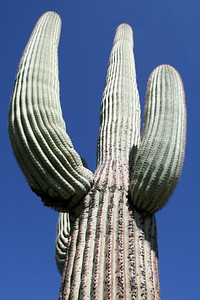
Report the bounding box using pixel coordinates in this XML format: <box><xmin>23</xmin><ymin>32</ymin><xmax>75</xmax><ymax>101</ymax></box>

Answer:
<box><xmin>59</xmin><ymin>24</ymin><xmax>160</xmax><ymax>300</ymax></box>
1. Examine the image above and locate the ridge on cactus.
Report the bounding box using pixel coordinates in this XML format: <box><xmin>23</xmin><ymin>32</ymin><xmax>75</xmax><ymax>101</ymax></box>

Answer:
<box><xmin>9</xmin><ymin>11</ymin><xmax>186</xmax><ymax>300</ymax></box>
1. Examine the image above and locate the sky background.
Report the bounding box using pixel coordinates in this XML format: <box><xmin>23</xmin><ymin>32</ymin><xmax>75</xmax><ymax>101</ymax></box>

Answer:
<box><xmin>0</xmin><ymin>1</ymin><xmax>199</xmax><ymax>299</ymax></box>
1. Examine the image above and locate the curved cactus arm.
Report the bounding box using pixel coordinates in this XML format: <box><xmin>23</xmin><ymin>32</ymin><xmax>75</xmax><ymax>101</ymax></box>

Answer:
<box><xmin>129</xmin><ymin>65</ymin><xmax>186</xmax><ymax>213</ymax></box>
<box><xmin>55</xmin><ymin>212</ymin><xmax>71</xmax><ymax>275</ymax></box>
<box><xmin>9</xmin><ymin>11</ymin><xmax>93</xmax><ymax>211</ymax></box>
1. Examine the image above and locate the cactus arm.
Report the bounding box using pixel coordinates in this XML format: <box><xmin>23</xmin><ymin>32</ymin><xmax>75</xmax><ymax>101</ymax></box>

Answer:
<box><xmin>9</xmin><ymin>11</ymin><xmax>93</xmax><ymax>211</ymax></box>
<box><xmin>129</xmin><ymin>65</ymin><xmax>186</xmax><ymax>213</ymax></box>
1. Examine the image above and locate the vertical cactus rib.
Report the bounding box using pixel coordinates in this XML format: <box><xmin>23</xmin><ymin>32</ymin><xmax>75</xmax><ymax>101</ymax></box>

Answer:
<box><xmin>97</xmin><ymin>24</ymin><xmax>140</xmax><ymax>164</ymax></box>
<box><xmin>55</xmin><ymin>212</ymin><xmax>71</xmax><ymax>275</ymax></box>
<box><xmin>129</xmin><ymin>65</ymin><xmax>186</xmax><ymax>213</ymax></box>
<box><xmin>9</xmin><ymin>11</ymin><xmax>93</xmax><ymax>212</ymax></box>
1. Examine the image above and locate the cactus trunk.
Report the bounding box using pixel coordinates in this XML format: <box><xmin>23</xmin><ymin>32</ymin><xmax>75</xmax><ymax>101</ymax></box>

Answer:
<box><xmin>59</xmin><ymin>167</ymin><xmax>160</xmax><ymax>299</ymax></box>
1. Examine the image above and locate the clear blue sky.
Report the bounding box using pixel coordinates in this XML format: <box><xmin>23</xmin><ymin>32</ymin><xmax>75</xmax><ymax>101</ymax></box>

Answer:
<box><xmin>0</xmin><ymin>1</ymin><xmax>199</xmax><ymax>299</ymax></box>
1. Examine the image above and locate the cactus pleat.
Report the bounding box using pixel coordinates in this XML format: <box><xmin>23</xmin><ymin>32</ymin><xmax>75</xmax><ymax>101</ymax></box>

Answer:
<box><xmin>59</xmin><ymin>24</ymin><xmax>160</xmax><ymax>300</ymax></box>
<box><xmin>9</xmin><ymin>12</ymin><xmax>93</xmax><ymax>211</ymax></box>
<box><xmin>129</xmin><ymin>65</ymin><xmax>186</xmax><ymax>213</ymax></box>
<box><xmin>55</xmin><ymin>213</ymin><xmax>71</xmax><ymax>274</ymax></box>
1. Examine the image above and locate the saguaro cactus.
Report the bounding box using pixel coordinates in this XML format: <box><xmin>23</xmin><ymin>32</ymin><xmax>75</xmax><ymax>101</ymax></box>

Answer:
<box><xmin>9</xmin><ymin>11</ymin><xmax>186</xmax><ymax>300</ymax></box>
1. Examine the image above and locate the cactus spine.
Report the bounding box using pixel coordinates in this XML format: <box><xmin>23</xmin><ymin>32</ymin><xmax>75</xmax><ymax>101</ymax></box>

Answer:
<box><xmin>9</xmin><ymin>12</ymin><xmax>186</xmax><ymax>300</ymax></box>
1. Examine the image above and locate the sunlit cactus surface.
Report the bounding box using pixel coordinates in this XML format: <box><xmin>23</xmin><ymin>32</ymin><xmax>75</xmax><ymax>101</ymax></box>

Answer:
<box><xmin>9</xmin><ymin>11</ymin><xmax>186</xmax><ymax>300</ymax></box>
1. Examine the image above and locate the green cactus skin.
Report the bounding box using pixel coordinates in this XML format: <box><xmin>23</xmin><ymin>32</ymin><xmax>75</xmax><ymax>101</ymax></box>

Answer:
<box><xmin>97</xmin><ymin>24</ymin><xmax>140</xmax><ymax>164</ymax></box>
<box><xmin>55</xmin><ymin>212</ymin><xmax>71</xmax><ymax>274</ymax></box>
<box><xmin>9</xmin><ymin>11</ymin><xmax>186</xmax><ymax>300</ymax></box>
<box><xmin>129</xmin><ymin>65</ymin><xmax>186</xmax><ymax>213</ymax></box>
<box><xmin>9</xmin><ymin>12</ymin><xmax>93</xmax><ymax>212</ymax></box>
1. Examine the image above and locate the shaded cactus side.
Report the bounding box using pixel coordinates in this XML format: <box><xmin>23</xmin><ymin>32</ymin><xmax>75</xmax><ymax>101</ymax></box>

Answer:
<box><xmin>9</xmin><ymin>11</ymin><xmax>186</xmax><ymax>300</ymax></box>
<box><xmin>55</xmin><ymin>212</ymin><xmax>71</xmax><ymax>275</ymax></box>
